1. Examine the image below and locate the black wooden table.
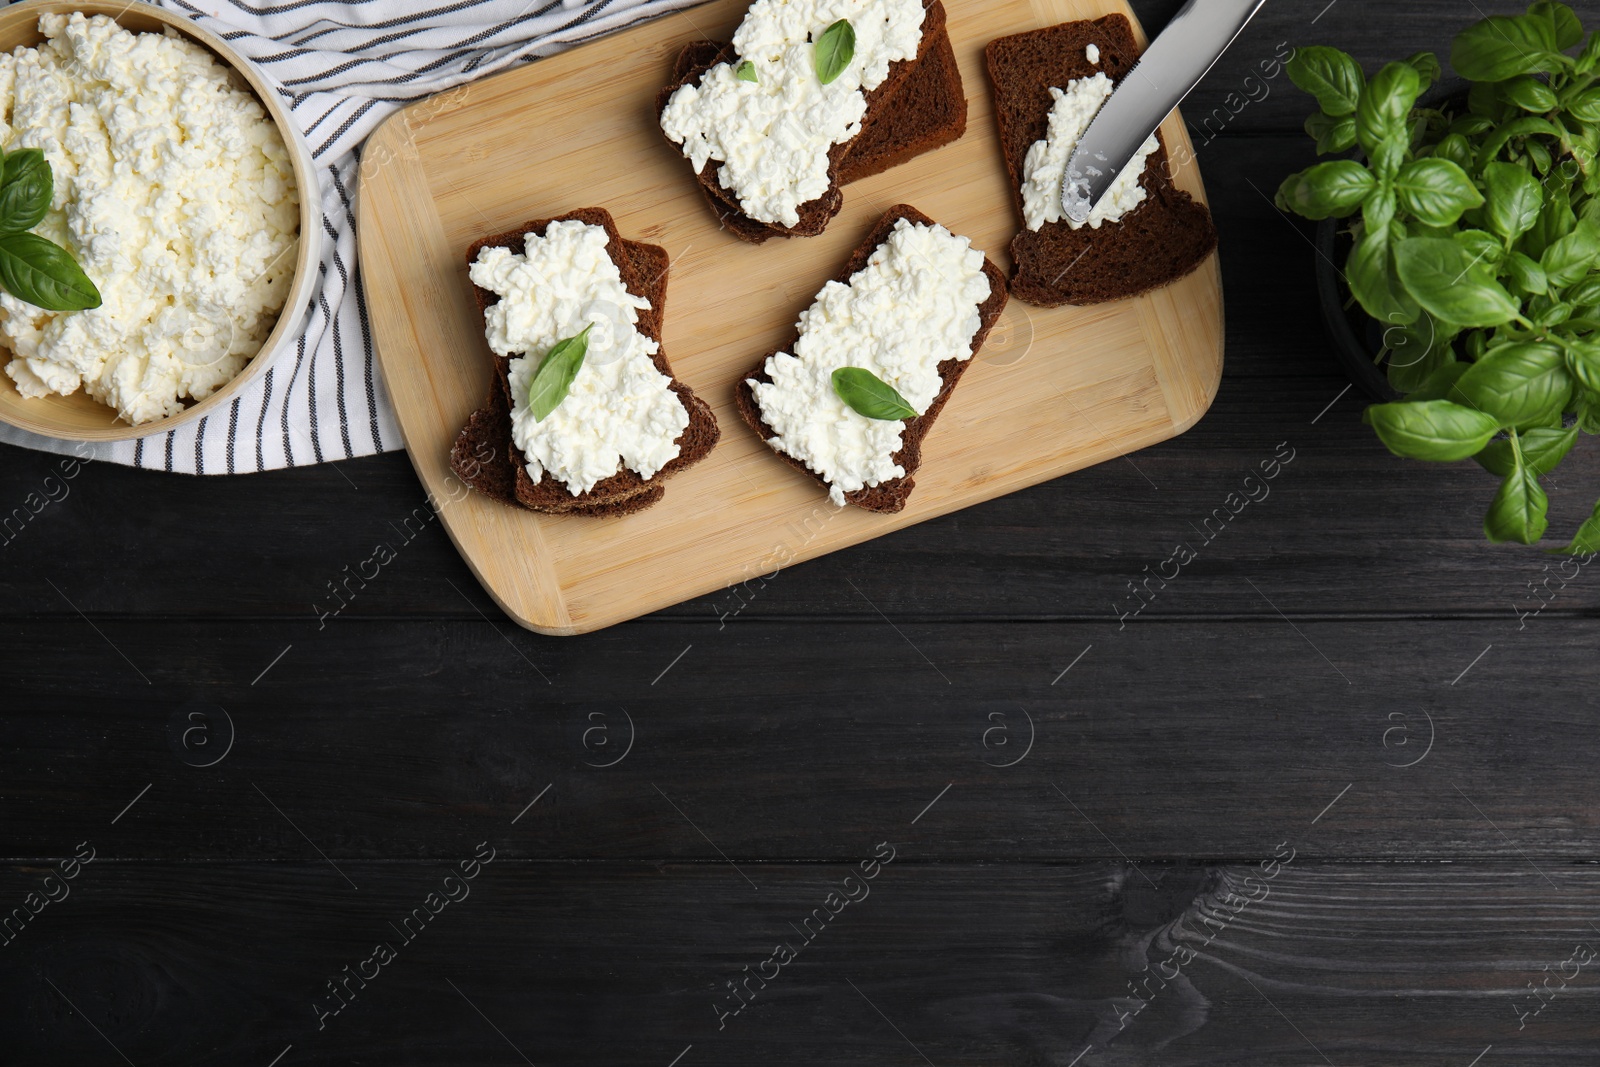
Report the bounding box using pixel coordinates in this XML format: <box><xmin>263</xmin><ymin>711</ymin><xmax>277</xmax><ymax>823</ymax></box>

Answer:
<box><xmin>5</xmin><ymin>2</ymin><xmax>1599</xmax><ymax>1063</ymax></box>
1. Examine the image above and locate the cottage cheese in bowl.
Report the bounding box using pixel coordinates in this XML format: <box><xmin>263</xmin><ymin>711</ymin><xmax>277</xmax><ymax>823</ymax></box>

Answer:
<box><xmin>0</xmin><ymin>11</ymin><xmax>300</xmax><ymax>426</ymax></box>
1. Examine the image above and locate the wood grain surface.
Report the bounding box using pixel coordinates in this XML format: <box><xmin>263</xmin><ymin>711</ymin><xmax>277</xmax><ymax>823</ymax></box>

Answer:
<box><xmin>3</xmin><ymin>862</ymin><xmax>1597</xmax><ymax>1066</ymax></box>
<box><xmin>4</xmin><ymin>1</ymin><xmax>1600</xmax><ymax>1065</ymax></box>
<box><xmin>356</xmin><ymin>0</ymin><xmax>1223</xmax><ymax>635</ymax></box>
<box><xmin>3</xmin><ymin>616</ymin><xmax>1597</xmax><ymax>860</ymax></box>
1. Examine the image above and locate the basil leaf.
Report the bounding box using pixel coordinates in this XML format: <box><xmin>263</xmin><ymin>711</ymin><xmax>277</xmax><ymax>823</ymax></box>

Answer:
<box><xmin>1527</xmin><ymin>139</ymin><xmax>1554</xmax><ymax>175</ymax></box>
<box><xmin>1584</xmin><ymin>154</ymin><xmax>1600</xmax><ymax>197</ymax></box>
<box><xmin>1364</xmin><ymin>188</ymin><xmax>1398</xmax><ymax>232</ymax></box>
<box><xmin>1366</xmin><ymin>131</ymin><xmax>1409</xmax><ymax>184</ymax></box>
<box><xmin>1363</xmin><ymin>399</ymin><xmax>1502</xmax><ymax>461</ymax></box>
<box><xmin>832</xmin><ymin>367</ymin><xmax>917</xmax><ymax>420</ymax></box>
<box><xmin>1452</xmin><ymin>14</ymin><xmax>1559</xmax><ymax>82</ymax></box>
<box><xmin>813</xmin><ymin>19</ymin><xmax>855</xmax><ymax>86</ymax></box>
<box><xmin>1568</xmin><ymin>86</ymin><xmax>1600</xmax><ymax>123</ymax></box>
<box><xmin>1579</xmin><ymin>31</ymin><xmax>1600</xmax><ymax>75</ymax></box>
<box><xmin>1356</xmin><ymin>62</ymin><xmax>1421</xmax><ymax>177</ymax></box>
<box><xmin>1477</xmin><ymin>116</ymin><xmax>1565</xmax><ymax>169</ymax></box>
<box><xmin>1536</xmin><ymin>417</ymin><xmax>1585</xmax><ymax>456</ymax></box>
<box><xmin>1393</xmin><ymin>158</ymin><xmax>1483</xmax><ymax>226</ymax></box>
<box><xmin>1523</xmin><ymin>177</ymin><xmax>1575</xmax><ymax>257</ymax></box>
<box><xmin>1501</xmin><ymin>74</ymin><xmax>1558</xmax><ymax>113</ymax></box>
<box><xmin>1577</xmin><ymin>189</ymin><xmax>1600</xmax><ymax>229</ymax></box>
<box><xmin>1579</xmin><ymin>388</ymin><xmax>1600</xmax><ymax>433</ymax></box>
<box><xmin>0</xmin><ymin>149</ymin><xmax>53</xmax><ymax>234</ymax></box>
<box><xmin>1565</xmin><ymin>274</ymin><xmax>1600</xmax><ymax>309</ymax></box>
<box><xmin>1455</xmin><ymin>341</ymin><xmax>1572</xmax><ymax>427</ymax></box>
<box><xmin>1451</xmin><ymin>114</ymin><xmax>1497</xmax><ymax>139</ymax></box>
<box><xmin>526</xmin><ymin>324</ymin><xmax>591</xmax><ymax>423</ymax></box>
<box><xmin>1404</xmin><ymin>51</ymin><xmax>1443</xmax><ymax>90</ymax></box>
<box><xmin>1393</xmin><ymin>236</ymin><xmax>1520</xmax><ymax>328</ymax></box>
<box><xmin>1566</xmin><ymin>338</ymin><xmax>1600</xmax><ymax>392</ymax></box>
<box><xmin>1453</xmin><ymin>228</ymin><xmax>1505</xmax><ymax>266</ymax></box>
<box><xmin>1465</xmin><ymin>328</ymin><xmax>1490</xmax><ymax>361</ymax></box>
<box><xmin>0</xmin><ymin>232</ymin><xmax>99</xmax><ymax>311</ymax></box>
<box><xmin>1476</xmin><ymin>424</ymin><xmax>1577</xmax><ymax>476</ymax></box>
<box><xmin>1386</xmin><ymin>320</ymin><xmax>1455</xmax><ymax>394</ymax></box>
<box><xmin>1275</xmin><ymin>160</ymin><xmax>1375</xmax><ymax>220</ymax></box>
<box><xmin>1406</xmin><ymin>359</ymin><xmax>1469</xmax><ymax>401</ymax></box>
<box><xmin>1540</xmin><ymin>220</ymin><xmax>1600</xmax><ymax>286</ymax></box>
<box><xmin>1536</xmin><ymin>298</ymin><xmax>1572</xmax><ymax>328</ymax></box>
<box><xmin>1577</xmin><ymin>139</ymin><xmax>1600</xmax><ymax>189</ymax></box>
<box><xmin>1531</xmin><ymin>1</ymin><xmax>1584</xmax><ymax>50</ymax></box>
<box><xmin>1561</xmin><ymin>499</ymin><xmax>1600</xmax><ymax>554</ymax></box>
<box><xmin>1305</xmin><ymin>111</ymin><xmax>1358</xmax><ymax>154</ymax></box>
<box><xmin>1346</xmin><ymin>229</ymin><xmax>1413</xmax><ymax>323</ymax></box>
<box><xmin>1505</xmin><ymin>250</ymin><xmax>1549</xmax><ymax>295</ymax></box>
<box><xmin>1358</xmin><ymin>62</ymin><xmax>1421</xmax><ymax>132</ymax></box>
<box><xmin>1286</xmin><ymin>45</ymin><xmax>1364</xmax><ymax>117</ymax></box>
<box><xmin>1431</xmin><ymin>132</ymin><xmax>1475</xmax><ymax>172</ymax></box>
<box><xmin>1484</xmin><ymin>444</ymin><xmax>1550</xmax><ymax>544</ymax></box>
<box><xmin>736</xmin><ymin>60</ymin><xmax>757</xmax><ymax>83</ymax></box>
<box><xmin>1482</xmin><ymin>162</ymin><xmax>1544</xmax><ymax>241</ymax></box>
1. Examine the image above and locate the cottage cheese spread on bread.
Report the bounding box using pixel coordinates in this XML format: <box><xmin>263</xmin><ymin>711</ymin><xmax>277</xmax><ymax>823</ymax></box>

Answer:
<box><xmin>1020</xmin><ymin>73</ymin><xmax>1159</xmax><ymax>232</ymax></box>
<box><xmin>470</xmin><ymin>221</ymin><xmax>687</xmax><ymax>496</ymax></box>
<box><xmin>659</xmin><ymin>0</ymin><xmax>926</xmax><ymax>228</ymax></box>
<box><xmin>0</xmin><ymin>13</ymin><xmax>299</xmax><ymax>425</ymax></box>
<box><xmin>749</xmin><ymin>217</ymin><xmax>989</xmax><ymax>504</ymax></box>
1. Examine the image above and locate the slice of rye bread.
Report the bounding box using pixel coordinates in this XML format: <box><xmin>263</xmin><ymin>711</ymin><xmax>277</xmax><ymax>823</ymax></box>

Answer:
<box><xmin>734</xmin><ymin>204</ymin><xmax>1009</xmax><ymax>514</ymax></box>
<box><xmin>656</xmin><ymin>0</ymin><xmax>967</xmax><ymax>245</ymax></box>
<box><xmin>986</xmin><ymin>15</ymin><xmax>1218</xmax><ymax>307</ymax></box>
<box><xmin>449</xmin><ymin>207</ymin><xmax>718</xmax><ymax>517</ymax></box>
<box><xmin>450</xmin><ymin>378</ymin><xmax>668</xmax><ymax>518</ymax></box>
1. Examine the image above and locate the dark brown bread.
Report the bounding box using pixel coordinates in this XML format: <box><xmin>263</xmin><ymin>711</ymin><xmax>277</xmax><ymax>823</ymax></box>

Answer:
<box><xmin>986</xmin><ymin>16</ymin><xmax>1218</xmax><ymax>307</ymax></box>
<box><xmin>735</xmin><ymin>204</ymin><xmax>1009</xmax><ymax>514</ymax></box>
<box><xmin>450</xmin><ymin>376</ymin><xmax>667</xmax><ymax>518</ymax></box>
<box><xmin>656</xmin><ymin>1</ymin><xmax>967</xmax><ymax>244</ymax></box>
<box><xmin>449</xmin><ymin>208</ymin><xmax>719</xmax><ymax>517</ymax></box>
<box><xmin>835</xmin><ymin>8</ymin><xmax>965</xmax><ymax>186</ymax></box>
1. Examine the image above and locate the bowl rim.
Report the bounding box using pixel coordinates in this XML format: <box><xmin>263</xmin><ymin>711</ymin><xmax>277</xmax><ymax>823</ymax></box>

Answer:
<box><xmin>0</xmin><ymin>0</ymin><xmax>322</xmax><ymax>443</ymax></box>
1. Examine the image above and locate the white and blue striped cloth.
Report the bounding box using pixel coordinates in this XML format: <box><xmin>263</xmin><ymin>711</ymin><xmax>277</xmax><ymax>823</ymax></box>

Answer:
<box><xmin>0</xmin><ymin>0</ymin><xmax>704</xmax><ymax>473</ymax></box>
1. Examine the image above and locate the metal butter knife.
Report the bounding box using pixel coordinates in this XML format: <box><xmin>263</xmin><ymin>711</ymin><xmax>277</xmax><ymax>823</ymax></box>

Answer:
<box><xmin>1062</xmin><ymin>0</ymin><xmax>1270</xmax><ymax>222</ymax></box>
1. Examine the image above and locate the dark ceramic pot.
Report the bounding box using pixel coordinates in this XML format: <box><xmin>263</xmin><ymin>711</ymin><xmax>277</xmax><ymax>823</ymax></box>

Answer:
<box><xmin>1314</xmin><ymin>217</ymin><xmax>1402</xmax><ymax>403</ymax></box>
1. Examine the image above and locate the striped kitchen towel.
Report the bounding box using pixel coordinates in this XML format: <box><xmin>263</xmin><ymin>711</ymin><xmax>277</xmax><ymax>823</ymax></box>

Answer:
<box><xmin>0</xmin><ymin>0</ymin><xmax>707</xmax><ymax>474</ymax></box>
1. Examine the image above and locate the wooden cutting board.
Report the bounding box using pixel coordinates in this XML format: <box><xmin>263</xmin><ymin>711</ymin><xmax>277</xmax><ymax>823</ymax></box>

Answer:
<box><xmin>357</xmin><ymin>0</ymin><xmax>1223</xmax><ymax>636</ymax></box>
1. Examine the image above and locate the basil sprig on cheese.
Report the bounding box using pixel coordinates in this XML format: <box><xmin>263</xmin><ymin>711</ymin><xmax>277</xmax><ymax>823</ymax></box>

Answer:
<box><xmin>527</xmin><ymin>324</ymin><xmax>592</xmax><ymax>422</ymax></box>
<box><xmin>0</xmin><ymin>148</ymin><xmax>100</xmax><ymax>312</ymax></box>
<box><xmin>832</xmin><ymin>366</ymin><xmax>917</xmax><ymax>420</ymax></box>
<box><xmin>814</xmin><ymin>19</ymin><xmax>856</xmax><ymax>85</ymax></box>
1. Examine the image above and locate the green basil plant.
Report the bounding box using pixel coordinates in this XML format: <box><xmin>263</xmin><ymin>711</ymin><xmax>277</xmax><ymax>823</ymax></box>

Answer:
<box><xmin>1277</xmin><ymin>0</ymin><xmax>1600</xmax><ymax>551</ymax></box>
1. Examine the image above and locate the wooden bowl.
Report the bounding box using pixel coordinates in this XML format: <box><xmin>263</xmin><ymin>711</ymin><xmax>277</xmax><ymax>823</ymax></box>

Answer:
<box><xmin>0</xmin><ymin>0</ymin><xmax>321</xmax><ymax>442</ymax></box>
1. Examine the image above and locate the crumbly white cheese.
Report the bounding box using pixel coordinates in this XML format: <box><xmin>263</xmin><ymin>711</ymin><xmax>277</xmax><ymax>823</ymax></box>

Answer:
<box><xmin>1086</xmin><ymin>43</ymin><xmax>1100</xmax><ymax>64</ymax></box>
<box><xmin>0</xmin><ymin>13</ymin><xmax>299</xmax><ymax>425</ymax></box>
<box><xmin>659</xmin><ymin>0</ymin><xmax>926</xmax><ymax>228</ymax></box>
<box><xmin>749</xmin><ymin>218</ymin><xmax>989</xmax><ymax>505</ymax></box>
<box><xmin>470</xmin><ymin>220</ymin><xmax>687</xmax><ymax>497</ymax></box>
<box><xmin>1020</xmin><ymin>73</ymin><xmax>1159</xmax><ymax>232</ymax></box>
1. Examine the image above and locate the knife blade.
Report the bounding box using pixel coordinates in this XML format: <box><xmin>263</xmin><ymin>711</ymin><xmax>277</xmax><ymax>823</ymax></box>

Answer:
<box><xmin>1062</xmin><ymin>0</ymin><xmax>1270</xmax><ymax>223</ymax></box>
